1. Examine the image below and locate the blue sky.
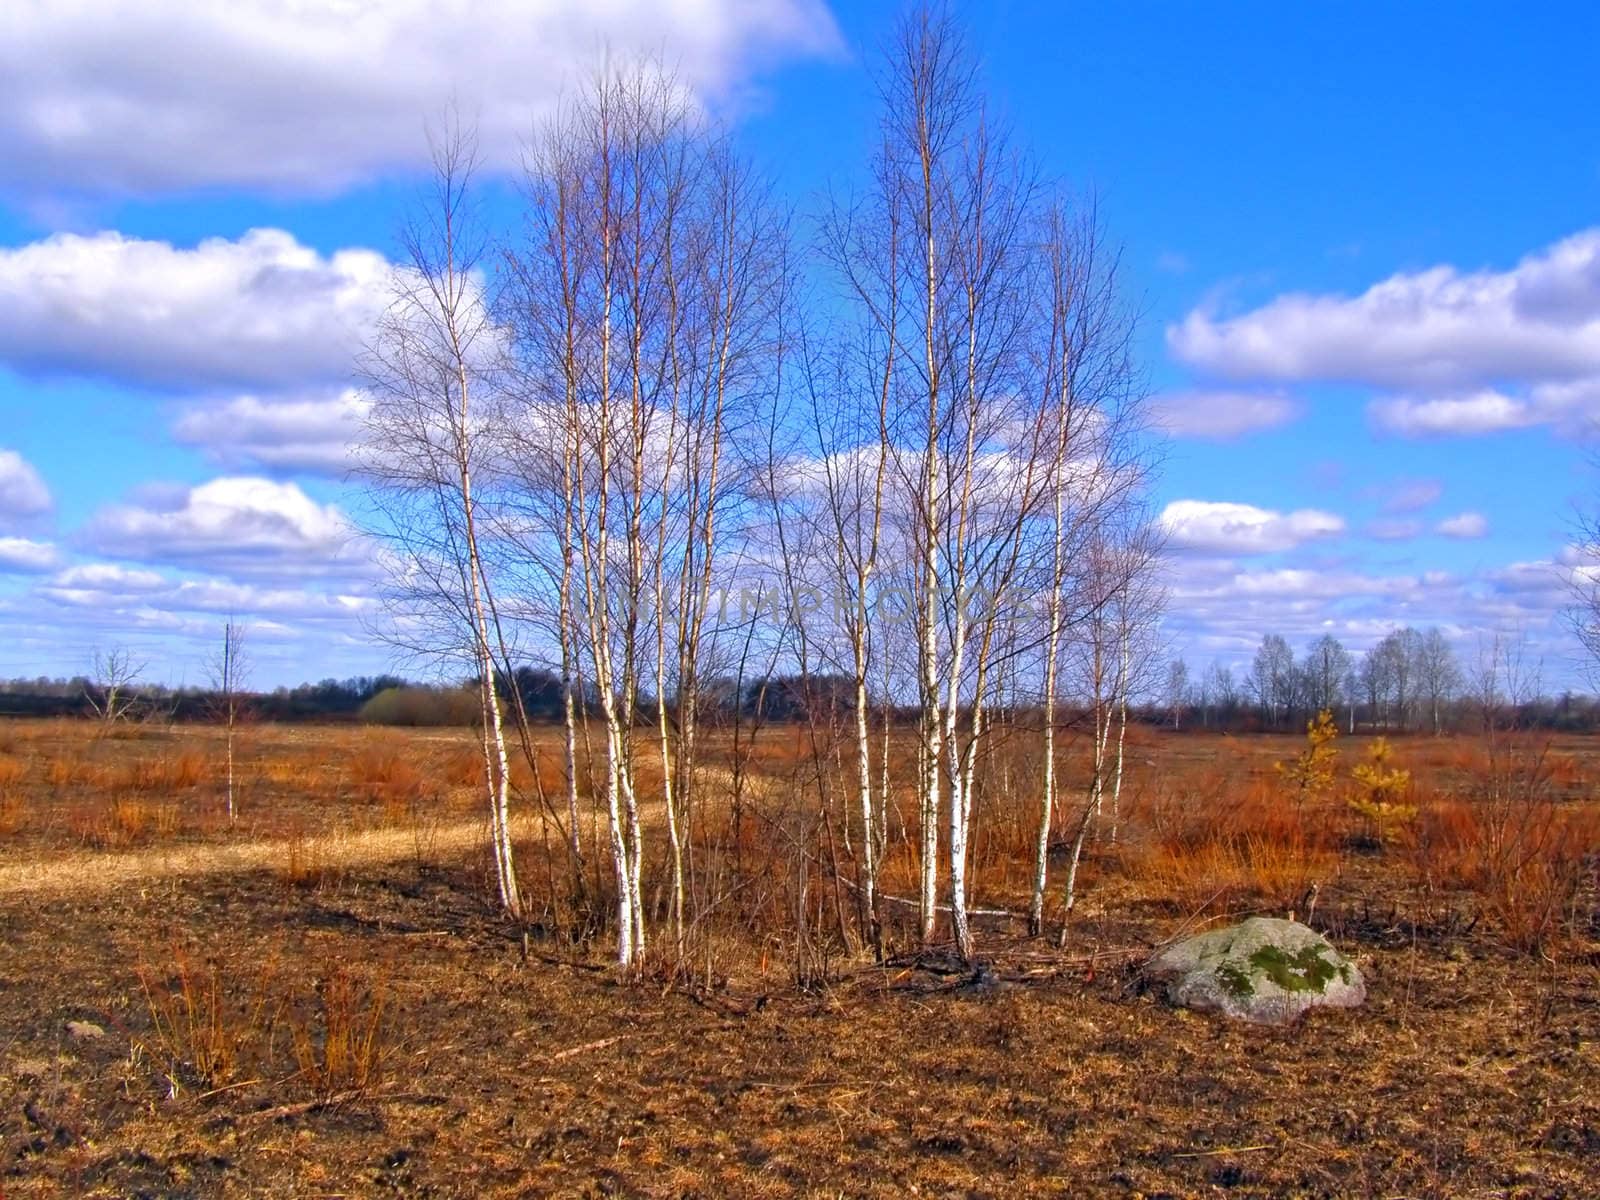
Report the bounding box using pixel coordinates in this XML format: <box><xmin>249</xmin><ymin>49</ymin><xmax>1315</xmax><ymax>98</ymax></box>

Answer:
<box><xmin>0</xmin><ymin>1</ymin><xmax>1596</xmax><ymax>688</ymax></box>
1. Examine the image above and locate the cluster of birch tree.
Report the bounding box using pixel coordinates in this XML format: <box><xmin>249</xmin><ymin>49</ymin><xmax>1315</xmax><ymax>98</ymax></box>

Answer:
<box><xmin>357</xmin><ymin>8</ymin><xmax>1158</xmax><ymax>969</ymax></box>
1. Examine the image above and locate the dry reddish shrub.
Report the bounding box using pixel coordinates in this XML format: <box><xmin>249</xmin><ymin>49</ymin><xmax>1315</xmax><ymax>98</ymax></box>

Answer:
<box><xmin>62</xmin><ymin>796</ymin><xmax>154</xmax><ymax>848</ymax></box>
<box><xmin>45</xmin><ymin>755</ymin><xmax>78</xmax><ymax>790</ymax></box>
<box><xmin>504</xmin><ymin>741</ymin><xmax>571</xmax><ymax>808</ymax></box>
<box><xmin>1112</xmin><ymin>748</ymin><xmax>1348</xmax><ymax>917</ymax></box>
<box><xmin>168</xmin><ymin>747</ymin><xmax>208</xmax><ymax>790</ymax></box>
<box><xmin>1405</xmin><ymin>734</ymin><xmax>1600</xmax><ymax>953</ymax></box>
<box><xmin>114</xmin><ymin>797</ymin><xmax>182</xmax><ymax>844</ymax></box>
<box><xmin>0</xmin><ymin>753</ymin><xmax>24</xmax><ymax>838</ymax></box>
<box><xmin>135</xmin><ymin>943</ymin><xmax>391</xmax><ymax>1104</ymax></box>
<box><xmin>280</xmin><ymin>826</ymin><xmax>342</xmax><ymax>890</ymax></box>
<box><xmin>114</xmin><ymin>797</ymin><xmax>152</xmax><ymax>843</ymax></box>
<box><xmin>1544</xmin><ymin>750</ymin><xmax>1585</xmax><ymax>791</ymax></box>
<box><xmin>290</xmin><ymin>962</ymin><xmax>391</xmax><ymax>1100</ymax></box>
<box><xmin>347</xmin><ymin>738</ymin><xmax>427</xmax><ymax>809</ymax></box>
<box><xmin>115</xmin><ymin>748</ymin><xmax>209</xmax><ymax>794</ymax></box>
<box><xmin>442</xmin><ymin>746</ymin><xmax>484</xmax><ymax>788</ymax></box>
<box><xmin>137</xmin><ymin>946</ymin><xmax>283</xmax><ymax>1096</ymax></box>
<box><xmin>1410</xmin><ymin>796</ymin><xmax>1597</xmax><ymax>953</ymax></box>
<box><xmin>154</xmin><ymin>801</ymin><xmax>182</xmax><ymax>839</ymax></box>
<box><xmin>261</xmin><ymin>752</ymin><xmax>322</xmax><ymax>789</ymax></box>
<box><xmin>1132</xmin><ymin>832</ymin><xmax>1335</xmax><ymax>914</ymax></box>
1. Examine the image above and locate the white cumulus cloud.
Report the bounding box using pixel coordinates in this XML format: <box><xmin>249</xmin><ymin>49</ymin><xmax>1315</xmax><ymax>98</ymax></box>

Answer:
<box><xmin>0</xmin><ymin>0</ymin><xmax>842</xmax><ymax>199</ymax></box>
<box><xmin>1160</xmin><ymin>499</ymin><xmax>1346</xmax><ymax>556</ymax></box>
<box><xmin>1369</xmin><ymin>391</ymin><xmax>1536</xmax><ymax>436</ymax></box>
<box><xmin>0</xmin><ymin>448</ymin><xmax>51</xmax><ymax>517</ymax></box>
<box><xmin>0</xmin><ymin>537</ymin><xmax>58</xmax><ymax>573</ymax></box>
<box><xmin>83</xmin><ymin>476</ymin><xmax>356</xmax><ymax>574</ymax></box>
<box><xmin>0</xmin><ymin>230</ymin><xmax>391</xmax><ymax>390</ymax></box>
<box><xmin>1168</xmin><ymin>228</ymin><xmax>1600</xmax><ymax>391</ymax></box>
<box><xmin>1369</xmin><ymin>379</ymin><xmax>1600</xmax><ymax>438</ymax></box>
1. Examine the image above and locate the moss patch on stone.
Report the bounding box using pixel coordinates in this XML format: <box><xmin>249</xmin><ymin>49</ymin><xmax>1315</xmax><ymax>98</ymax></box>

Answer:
<box><xmin>1247</xmin><ymin>943</ymin><xmax>1339</xmax><ymax>994</ymax></box>
<box><xmin>1216</xmin><ymin>962</ymin><xmax>1255</xmax><ymax>999</ymax></box>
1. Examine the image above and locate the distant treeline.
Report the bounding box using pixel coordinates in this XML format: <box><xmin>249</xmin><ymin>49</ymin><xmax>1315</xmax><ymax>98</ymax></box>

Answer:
<box><xmin>5</xmin><ymin>660</ymin><xmax>1600</xmax><ymax>733</ymax></box>
<box><xmin>0</xmin><ymin>669</ymin><xmax>593</xmax><ymax>727</ymax></box>
<box><xmin>1164</xmin><ymin>628</ymin><xmax>1600</xmax><ymax>735</ymax></box>
<box><xmin>0</xmin><ymin>667</ymin><xmax>911</xmax><ymax>728</ymax></box>
<box><xmin>0</xmin><ymin>674</ymin><xmax>409</xmax><ymax>722</ymax></box>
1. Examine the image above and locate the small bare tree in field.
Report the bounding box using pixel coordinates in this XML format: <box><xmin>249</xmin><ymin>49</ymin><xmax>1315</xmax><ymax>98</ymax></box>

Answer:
<box><xmin>1301</xmin><ymin>634</ymin><xmax>1352</xmax><ymax>725</ymax></box>
<box><xmin>1166</xmin><ymin>658</ymin><xmax>1189</xmax><ymax>730</ymax></box>
<box><xmin>1415</xmin><ymin>627</ymin><xmax>1462</xmax><ymax>735</ymax></box>
<box><xmin>1567</xmin><ymin>456</ymin><xmax>1600</xmax><ymax>678</ymax></box>
<box><xmin>86</xmin><ymin>647</ymin><xmax>147</xmax><ymax>725</ymax></box>
<box><xmin>206</xmin><ymin>621</ymin><xmax>249</xmax><ymax>825</ymax></box>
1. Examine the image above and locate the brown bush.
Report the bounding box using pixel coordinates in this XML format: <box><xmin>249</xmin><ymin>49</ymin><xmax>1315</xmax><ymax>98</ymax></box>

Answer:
<box><xmin>1410</xmin><ymin>795</ymin><xmax>1597</xmax><ymax>952</ymax></box>
<box><xmin>45</xmin><ymin>755</ymin><xmax>78</xmax><ymax>790</ymax></box>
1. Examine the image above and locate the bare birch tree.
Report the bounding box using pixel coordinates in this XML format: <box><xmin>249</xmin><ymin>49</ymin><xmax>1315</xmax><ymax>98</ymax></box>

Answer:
<box><xmin>1025</xmin><ymin>201</ymin><xmax>1142</xmax><ymax>934</ymax></box>
<box><xmin>358</xmin><ymin>120</ymin><xmax>522</xmax><ymax>919</ymax></box>
<box><xmin>504</xmin><ymin>61</ymin><xmax>789</xmax><ymax>967</ymax></box>
<box><xmin>823</xmin><ymin>7</ymin><xmax>1156</xmax><ymax>962</ymax></box>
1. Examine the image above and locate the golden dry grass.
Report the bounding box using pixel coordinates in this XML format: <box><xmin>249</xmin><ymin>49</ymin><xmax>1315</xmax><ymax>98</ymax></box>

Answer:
<box><xmin>0</xmin><ymin>811</ymin><xmax>529</xmax><ymax>898</ymax></box>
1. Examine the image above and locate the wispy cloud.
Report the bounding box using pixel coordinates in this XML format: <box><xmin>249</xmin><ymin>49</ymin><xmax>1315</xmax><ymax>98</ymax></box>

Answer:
<box><xmin>173</xmin><ymin>390</ymin><xmax>368</xmax><ymax>476</ymax></box>
<box><xmin>1365</xmin><ymin>517</ymin><xmax>1422</xmax><ymax>542</ymax></box>
<box><xmin>1436</xmin><ymin>511</ymin><xmax>1489</xmax><ymax>539</ymax></box>
<box><xmin>1149</xmin><ymin>390</ymin><xmax>1301</xmax><ymax>440</ymax></box>
<box><xmin>0</xmin><ymin>448</ymin><xmax>51</xmax><ymax>519</ymax></box>
<box><xmin>1375</xmin><ymin>477</ymin><xmax>1443</xmax><ymax>514</ymax></box>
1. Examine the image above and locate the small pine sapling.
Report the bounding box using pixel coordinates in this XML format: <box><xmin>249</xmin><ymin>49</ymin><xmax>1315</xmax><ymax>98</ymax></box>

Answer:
<box><xmin>1277</xmin><ymin>708</ymin><xmax>1339</xmax><ymax>811</ymax></box>
<box><xmin>1349</xmin><ymin>737</ymin><xmax>1416</xmax><ymax>844</ymax></box>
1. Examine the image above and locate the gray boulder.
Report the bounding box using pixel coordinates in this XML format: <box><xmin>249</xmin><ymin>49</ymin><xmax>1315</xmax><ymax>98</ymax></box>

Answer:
<box><xmin>1144</xmin><ymin>917</ymin><xmax>1365</xmax><ymax>1025</ymax></box>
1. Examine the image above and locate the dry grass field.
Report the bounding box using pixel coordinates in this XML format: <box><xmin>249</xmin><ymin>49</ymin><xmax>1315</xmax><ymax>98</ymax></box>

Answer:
<box><xmin>1</xmin><ymin>718</ymin><xmax>1598</xmax><ymax>1197</ymax></box>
